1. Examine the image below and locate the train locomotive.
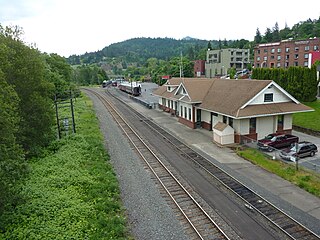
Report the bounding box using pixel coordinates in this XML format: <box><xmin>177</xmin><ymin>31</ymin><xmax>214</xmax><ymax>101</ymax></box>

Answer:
<box><xmin>102</xmin><ymin>80</ymin><xmax>111</xmax><ymax>88</ymax></box>
<box><xmin>118</xmin><ymin>81</ymin><xmax>142</xmax><ymax>96</ymax></box>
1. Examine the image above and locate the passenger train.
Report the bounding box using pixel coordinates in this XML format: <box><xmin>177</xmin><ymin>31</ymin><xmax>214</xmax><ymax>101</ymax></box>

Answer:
<box><xmin>118</xmin><ymin>81</ymin><xmax>142</xmax><ymax>96</ymax></box>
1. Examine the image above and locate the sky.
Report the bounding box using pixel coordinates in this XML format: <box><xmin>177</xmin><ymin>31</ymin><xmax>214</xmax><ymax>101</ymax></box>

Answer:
<box><xmin>1</xmin><ymin>0</ymin><xmax>319</xmax><ymax>57</ymax></box>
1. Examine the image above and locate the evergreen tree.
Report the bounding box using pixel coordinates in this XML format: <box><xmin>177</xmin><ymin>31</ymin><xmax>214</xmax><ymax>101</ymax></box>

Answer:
<box><xmin>254</xmin><ymin>28</ymin><xmax>262</xmax><ymax>43</ymax></box>
<box><xmin>272</xmin><ymin>22</ymin><xmax>281</xmax><ymax>42</ymax></box>
<box><xmin>207</xmin><ymin>41</ymin><xmax>212</xmax><ymax>50</ymax></box>
<box><xmin>264</xmin><ymin>28</ymin><xmax>273</xmax><ymax>42</ymax></box>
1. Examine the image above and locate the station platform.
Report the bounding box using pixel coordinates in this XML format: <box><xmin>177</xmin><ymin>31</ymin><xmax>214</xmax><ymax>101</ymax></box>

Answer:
<box><xmin>122</xmin><ymin>84</ymin><xmax>320</xmax><ymax>235</ymax></box>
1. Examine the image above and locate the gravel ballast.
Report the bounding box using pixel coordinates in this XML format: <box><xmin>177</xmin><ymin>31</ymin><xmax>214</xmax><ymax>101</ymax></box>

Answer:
<box><xmin>87</xmin><ymin>91</ymin><xmax>190</xmax><ymax>240</ymax></box>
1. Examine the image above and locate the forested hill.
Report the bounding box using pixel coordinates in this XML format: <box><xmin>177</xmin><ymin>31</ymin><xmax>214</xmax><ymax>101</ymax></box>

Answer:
<box><xmin>67</xmin><ymin>37</ymin><xmax>211</xmax><ymax>65</ymax></box>
<box><xmin>67</xmin><ymin>16</ymin><xmax>320</xmax><ymax>66</ymax></box>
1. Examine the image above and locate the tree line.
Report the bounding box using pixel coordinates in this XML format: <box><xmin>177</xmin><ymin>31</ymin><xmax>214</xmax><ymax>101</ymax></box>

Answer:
<box><xmin>252</xmin><ymin>65</ymin><xmax>318</xmax><ymax>102</ymax></box>
<box><xmin>254</xmin><ymin>17</ymin><xmax>320</xmax><ymax>44</ymax></box>
<box><xmin>0</xmin><ymin>25</ymin><xmax>78</xmax><ymax>219</ymax></box>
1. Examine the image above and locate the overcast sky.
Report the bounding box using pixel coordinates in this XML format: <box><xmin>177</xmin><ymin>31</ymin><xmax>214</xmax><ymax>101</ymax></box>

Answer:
<box><xmin>1</xmin><ymin>0</ymin><xmax>319</xmax><ymax>57</ymax></box>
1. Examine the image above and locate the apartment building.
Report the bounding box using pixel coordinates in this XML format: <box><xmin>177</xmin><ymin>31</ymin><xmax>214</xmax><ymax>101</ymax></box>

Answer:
<box><xmin>254</xmin><ymin>37</ymin><xmax>320</xmax><ymax>68</ymax></box>
<box><xmin>205</xmin><ymin>48</ymin><xmax>250</xmax><ymax>78</ymax></box>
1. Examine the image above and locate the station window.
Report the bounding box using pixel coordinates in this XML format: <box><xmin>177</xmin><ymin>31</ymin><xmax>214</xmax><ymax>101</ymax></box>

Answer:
<box><xmin>249</xmin><ymin>118</ymin><xmax>256</xmax><ymax>133</ymax></box>
<box><xmin>264</xmin><ymin>93</ymin><xmax>273</xmax><ymax>102</ymax></box>
<box><xmin>184</xmin><ymin>107</ymin><xmax>187</xmax><ymax>118</ymax></box>
<box><xmin>188</xmin><ymin>108</ymin><xmax>191</xmax><ymax>121</ymax></box>
<box><xmin>278</xmin><ymin>115</ymin><xmax>284</xmax><ymax>128</ymax></box>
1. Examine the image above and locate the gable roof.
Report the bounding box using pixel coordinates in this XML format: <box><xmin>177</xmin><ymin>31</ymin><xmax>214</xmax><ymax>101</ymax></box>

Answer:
<box><xmin>199</xmin><ymin>79</ymin><xmax>272</xmax><ymax>117</ymax></box>
<box><xmin>153</xmin><ymin>78</ymin><xmax>313</xmax><ymax>118</ymax></box>
<box><xmin>153</xmin><ymin>78</ymin><xmax>213</xmax><ymax>103</ymax></box>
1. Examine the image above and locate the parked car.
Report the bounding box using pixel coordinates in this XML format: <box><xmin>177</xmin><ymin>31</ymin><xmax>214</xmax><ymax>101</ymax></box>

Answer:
<box><xmin>257</xmin><ymin>133</ymin><xmax>299</xmax><ymax>152</ymax></box>
<box><xmin>279</xmin><ymin>141</ymin><xmax>318</xmax><ymax>161</ymax></box>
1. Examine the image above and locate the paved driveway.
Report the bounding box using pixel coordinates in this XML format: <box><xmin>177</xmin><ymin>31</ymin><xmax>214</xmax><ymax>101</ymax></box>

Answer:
<box><xmin>292</xmin><ymin>130</ymin><xmax>320</xmax><ymax>172</ymax></box>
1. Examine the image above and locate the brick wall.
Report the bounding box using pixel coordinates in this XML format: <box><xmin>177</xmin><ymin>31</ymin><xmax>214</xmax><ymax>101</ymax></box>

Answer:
<box><xmin>178</xmin><ymin>117</ymin><xmax>196</xmax><ymax>129</ymax></box>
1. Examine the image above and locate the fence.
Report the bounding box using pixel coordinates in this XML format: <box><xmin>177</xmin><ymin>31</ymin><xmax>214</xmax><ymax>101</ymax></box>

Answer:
<box><xmin>241</xmin><ymin>135</ymin><xmax>288</xmax><ymax>162</ymax></box>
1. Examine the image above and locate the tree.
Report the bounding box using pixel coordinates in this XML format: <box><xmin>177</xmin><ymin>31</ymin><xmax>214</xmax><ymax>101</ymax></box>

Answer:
<box><xmin>279</xmin><ymin>22</ymin><xmax>291</xmax><ymax>40</ymax></box>
<box><xmin>0</xmin><ymin>69</ymin><xmax>26</xmax><ymax>216</ymax></box>
<box><xmin>44</xmin><ymin>53</ymin><xmax>74</xmax><ymax>99</ymax></box>
<box><xmin>223</xmin><ymin>38</ymin><xmax>228</xmax><ymax>47</ymax></box>
<box><xmin>0</xmin><ymin>25</ymin><xmax>55</xmax><ymax>157</ymax></box>
<box><xmin>207</xmin><ymin>41</ymin><xmax>212</xmax><ymax>50</ymax></box>
<box><xmin>272</xmin><ymin>22</ymin><xmax>281</xmax><ymax>42</ymax></box>
<box><xmin>254</xmin><ymin>28</ymin><xmax>262</xmax><ymax>43</ymax></box>
<box><xmin>264</xmin><ymin>28</ymin><xmax>273</xmax><ymax>42</ymax></box>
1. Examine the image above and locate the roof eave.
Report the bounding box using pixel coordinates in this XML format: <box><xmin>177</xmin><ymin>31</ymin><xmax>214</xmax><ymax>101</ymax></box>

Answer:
<box><xmin>235</xmin><ymin>109</ymin><xmax>314</xmax><ymax>119</ymax></box>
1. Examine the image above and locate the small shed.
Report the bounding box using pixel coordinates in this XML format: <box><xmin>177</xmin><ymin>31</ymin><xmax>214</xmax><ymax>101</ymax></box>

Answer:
<box><xmin>213</xmin><ymin>122</ymin><xmax>235</xmax><ymax>145</ymax></box>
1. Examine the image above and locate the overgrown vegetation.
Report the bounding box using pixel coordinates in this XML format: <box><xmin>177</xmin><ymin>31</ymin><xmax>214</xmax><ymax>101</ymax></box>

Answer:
<box><xmin>0</xmin><ymin>24</ymin><xmax>80</xmax><ymax>229</ymax></box>
<box><xmin>293</xmin><ymin>100</ymin><xmax>320</xmax><ymax>131</ymax></box>
<box><xmin>236</xmin><ymin>147</ymin><xmax>320</xmax><ymax>197</ymax></box>
<box><xmin>0</xmin><ymin>93</ymin><xmax>130</xmax><ymax>239</ymax></box>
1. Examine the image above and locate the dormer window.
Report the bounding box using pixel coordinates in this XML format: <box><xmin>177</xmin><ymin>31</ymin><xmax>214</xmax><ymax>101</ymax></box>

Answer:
<box><xmin>168</xmin><ymin>86</ymin><xmax>171</xmax><ymax>91</ymax></box>
<box><xmin>264</xmin><ymin>93</ymin><xmax>273</xmax><ymax>102</ymax></box>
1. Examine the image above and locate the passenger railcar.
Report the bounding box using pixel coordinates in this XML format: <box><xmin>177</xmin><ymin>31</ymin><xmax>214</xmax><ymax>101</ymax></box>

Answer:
<box><xmin>118</xmin><ymin>81</ymin><xmax>141</xmax><ymax>96</ymax></box>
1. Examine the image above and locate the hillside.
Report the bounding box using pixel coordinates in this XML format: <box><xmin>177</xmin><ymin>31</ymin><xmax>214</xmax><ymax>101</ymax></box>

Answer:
<box><xmin>67</xmin><ymin>37</ymin><xmax>211</xmax><ymax>65</ymax></box>
<box><xmin>67</xmin><ymin>16</ymin><xmax>320</xmax><ymax>71</ymax></box>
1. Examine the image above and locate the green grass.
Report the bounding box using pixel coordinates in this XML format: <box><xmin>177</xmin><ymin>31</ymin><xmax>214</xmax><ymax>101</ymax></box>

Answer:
<box><xmin>237</xmin><ymin>147</ymin><xmax>320</xmax><ymax>197</ymax></box>
<box><xmin>0</xmin><ymin>93</ymin><xmax>132</xmax><ymax>240</ymax></box>
<box><xmin>293</xmin><ymin>100</ymin><xmax>320</xmax><ymax>131</ymax></box>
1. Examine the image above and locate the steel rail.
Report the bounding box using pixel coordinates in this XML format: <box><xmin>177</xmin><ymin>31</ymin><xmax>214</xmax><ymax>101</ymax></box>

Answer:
<box><xmin>84</xmin><ymin>88</ymin><xmax>230</xmax><ymax>240</ymax></box>
<box><xmin>105</xmin><ymin>87</ymin><xmax>320</xmax><ymax>240</ymax></box>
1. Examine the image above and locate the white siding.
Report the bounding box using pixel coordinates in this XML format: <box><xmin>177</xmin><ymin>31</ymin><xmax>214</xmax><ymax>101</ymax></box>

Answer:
<box><xmin>249</xmin><ymin>84</ymin><xmax>291</xmax><ymax>105</ymax></box>
<box><xmin>201</xmin><ymin>110</ymin><xmax>211</xmax><ymax>123</ymax></box>
<box><xmin>233</xmin><ymin>119</ymin><xmax>241</xmax><ymax>133</ymax></box>
<box><xmin>240</xmin><ymin>119</ymin><xmax>250</xmax><ymax>135</ymax></box>
<box><xmin>284</xmin><ymin>114</ymin><xmax>292</xmax><ymax>130</ymax></box>
<box><xmin>257</xmin><ymin>116</ymin><xmax>275</xmax><ymax>139</ymax></box>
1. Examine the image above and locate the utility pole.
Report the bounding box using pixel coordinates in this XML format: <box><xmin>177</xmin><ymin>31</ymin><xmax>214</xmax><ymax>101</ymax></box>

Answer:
<box><xmin>54</xmin><ymin>90</ymin><xmax>76</xmax><ymax>139</ymax></box>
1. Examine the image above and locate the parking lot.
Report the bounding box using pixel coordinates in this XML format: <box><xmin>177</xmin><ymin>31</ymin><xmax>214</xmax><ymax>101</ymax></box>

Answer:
<box><xmin>245</xmin><ymin>130</ymin><xmax>320</xmax><ymax>173</ymax></box>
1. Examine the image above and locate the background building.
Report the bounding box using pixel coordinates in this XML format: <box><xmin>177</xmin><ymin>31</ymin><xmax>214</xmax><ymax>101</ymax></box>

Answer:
<box><xmin>254</xmin><ymin>37</ymin><xmax>320</xmax><ymax>68</ymax></box>
<box><xmin>194</xmin><ymin>60</ymin><xmax>205</xmax><ymax>77</ymax></box>
<box><xmin>205</xmin><ymin>48</ymin><xmax>250</xmax><ymax>78</ymax></box>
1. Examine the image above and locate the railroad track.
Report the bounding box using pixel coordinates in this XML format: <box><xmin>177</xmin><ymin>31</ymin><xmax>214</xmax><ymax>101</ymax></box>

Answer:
<box><xmin>103</xmin><ymin>87</ymin><xmax>320</xmax><ymax>240</ymax></box>
<box><xmin>84</xmin><ymin>88</ymin><xmax>230</xmax><ymax>240</ymax></box>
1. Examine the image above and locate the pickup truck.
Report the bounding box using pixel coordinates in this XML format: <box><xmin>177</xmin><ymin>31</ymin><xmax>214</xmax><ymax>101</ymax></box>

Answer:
<box><xmin>257</xmin><ymin>133</ymin><xmax>299</xmax><ymax>151</ymax></box>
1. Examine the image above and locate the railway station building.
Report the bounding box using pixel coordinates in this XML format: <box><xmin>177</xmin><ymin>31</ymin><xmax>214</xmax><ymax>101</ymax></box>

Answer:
<box><xmin>153</xmin><ymin>78</ymin><xmax>312</xmax><ymax>145</ymax></box>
